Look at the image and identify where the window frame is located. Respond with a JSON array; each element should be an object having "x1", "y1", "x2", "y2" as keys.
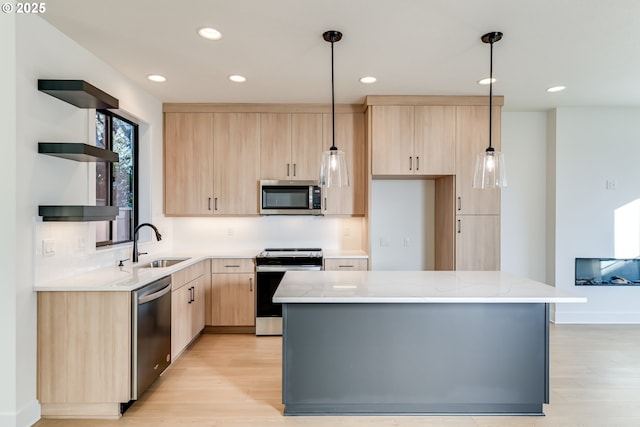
[{"x1": 96, "y1": 109, "x2": 139, "y2": 248}]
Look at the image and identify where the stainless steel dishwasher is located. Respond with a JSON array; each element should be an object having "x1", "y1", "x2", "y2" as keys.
[{"x1": 132, "y1": 275, "x2": 172, "y2": 400}]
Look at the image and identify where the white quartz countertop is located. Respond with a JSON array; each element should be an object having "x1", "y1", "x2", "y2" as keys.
[
  {"x1": 272, "y1": 270, "x2": 587, "y2": 304},
  {"x1": 322, "y1": 249, "x2": 369, "y2": 259},
  {"x1": 34, "y1": 249, "x2": 260, "y2": 292}
]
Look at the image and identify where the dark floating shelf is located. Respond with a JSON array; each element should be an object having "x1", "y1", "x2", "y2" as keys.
[
  {"x1": 38, "y1": 142, "x2": 119, "y2": 163},
  {"x1": 39, "y1": 205, "x2": 120, "y2": 222},
  {"x1": 38, "y1": 79, "x2": 119, "y2": 109}
]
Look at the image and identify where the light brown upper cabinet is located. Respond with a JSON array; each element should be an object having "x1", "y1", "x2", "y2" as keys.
[
  {"x1": 213, "y1": 113, "x2": 261, "y2": 215},
  {"x1": 260, "y1": 113, "x2": 322, "y2": 181},
  {"x1": 164, "y1": 112, "x2": 214, "y2": 215},
  {"x1": 322, "y1": 112, "x2": 366, "y2": 215},
  {"x1": 370, "y1": 105, "x2": 455, "y2": 176},
  {"x1": 455, "y1": 106, "x2": 501, "y2": 215},
  {"x1": 164, "y1": 112, "x2": 260, "y2": 216}
]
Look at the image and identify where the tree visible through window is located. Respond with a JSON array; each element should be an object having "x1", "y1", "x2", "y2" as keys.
[{"x1": 96, "y1": 111, "x2": 138, "y2": 247}]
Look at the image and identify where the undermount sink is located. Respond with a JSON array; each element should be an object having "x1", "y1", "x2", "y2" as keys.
[{"x1": 136, "y1": 257, "x2": 190, "y2": 269}]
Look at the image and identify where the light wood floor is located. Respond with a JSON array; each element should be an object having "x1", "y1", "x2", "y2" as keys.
[{"x1": 35, "y1": 324, "x2": 640, "y2": 427}]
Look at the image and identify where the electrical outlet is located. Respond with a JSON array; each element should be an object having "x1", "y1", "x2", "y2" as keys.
[
  {"x1": 43, "y1": 239, "x2": 56, "y2": 257},
  {"x1": 343, "y1": 227, "x2": 351, "y2": 237},
  {"x1": 403, "y1": 237, "x2": 410, "y2": 247},
  {"x1": 606, "y1": 179, "x2": 617, "y2": 190}
]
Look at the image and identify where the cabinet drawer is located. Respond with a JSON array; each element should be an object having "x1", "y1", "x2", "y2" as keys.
[
  {"x1": 172, "y1": 261, "x2": 206, "y2": 290},
  {"x1": 211, "y1": 258, "x2": 255, "y2": 273},
  {"x1": 324, "y1": 258, "x2": 368, "y2": 271}
]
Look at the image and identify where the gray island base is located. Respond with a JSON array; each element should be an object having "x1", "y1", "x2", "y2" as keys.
[{"x1": 274, "y1": 271, "x2": 586, "y2": 416}]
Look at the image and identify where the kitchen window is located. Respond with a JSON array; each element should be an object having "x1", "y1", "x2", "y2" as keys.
[{"x1": 95, "y1": 110, "x2": 138, "y2": 247}]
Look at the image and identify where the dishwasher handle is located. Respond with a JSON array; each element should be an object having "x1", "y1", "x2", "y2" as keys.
[{"x1": 137, "y1": 276, "x2": 172, "y2": 305}]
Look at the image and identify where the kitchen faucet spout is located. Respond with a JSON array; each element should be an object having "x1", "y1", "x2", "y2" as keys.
[{"x1": 132, "y1": 223, "x2": 162, "y2": 263}]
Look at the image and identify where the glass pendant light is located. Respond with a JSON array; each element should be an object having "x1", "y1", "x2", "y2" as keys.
[
  {"x1": 473, "y1": 31, "x2": 507, "y2": 189},
  {"x1": 319, "y1": 30, "x2": 349, "y2": 188}
]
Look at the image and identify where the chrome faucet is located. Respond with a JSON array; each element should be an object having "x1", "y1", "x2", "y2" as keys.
[{"x1": 132, "y1": 223, "x2": 162, "y2": 263}]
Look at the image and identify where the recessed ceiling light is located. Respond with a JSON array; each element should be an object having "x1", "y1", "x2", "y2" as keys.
[
  {"x1": 198, "y1": 27, "x2": 222, "y2": 40},
  {"x1": 478, "y1": 77, "x2": 496, "y2": 85},
  {"x1": 147, "y1": 74, "x2": 167, "y2": 82},
  {"x1": 359, "y1": 76, "x2": 377, "y2": 84},
  {"x1": 229, "y1": 75, "x2": 247, "y2": 83},
  {"x1": 547, "y1": 85, "x2": 566, "y2": 93}
]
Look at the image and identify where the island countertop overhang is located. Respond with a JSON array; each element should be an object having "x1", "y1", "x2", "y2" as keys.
[{"x1": 272, "y1": 270, "x2": 587, "y2": 304}]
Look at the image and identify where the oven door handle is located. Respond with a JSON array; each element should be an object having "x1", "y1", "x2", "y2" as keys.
[{"x1": 256, "y1": 265, "x2": 322, "y2": 272}]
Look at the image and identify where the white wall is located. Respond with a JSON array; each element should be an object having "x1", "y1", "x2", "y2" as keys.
[
  {"x1": 9, "y1": 15, "x2": 164, "y2": 425},
  {"x1": 551, "y1": 108, "x2": 640, "y2": 323},
  {"x1": 20, "y1": 18, "x2": 168, "y2": 287},
  {"x1": 500, "y1": 112, "x2": 547, "y2": 282},
  {"x1": 370, "y1": 180, "x2": 435, "y2": 270},
  {"x1": 0, "y1": 11, "x2": 21, "y2": 427}
]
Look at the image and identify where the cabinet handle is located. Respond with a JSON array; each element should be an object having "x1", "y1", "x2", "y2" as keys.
[
  {"x1": 409, "y1": 156, "x2": 412, "y2": 171},
  {"x1": 208, "y1": 197, "x2": 212, "y2": 211},
  {"x1": 188, "y1": 286, "x2": 194, "y2": 303},
  {"x1": 293, "y1": 163, "x2": 297, "y2": 177},
  {"x1": 416, "y1": 156, "x2": 420, "y2": 171},
  {"x1": 457, "y1": 197, "x2": 461, "y2": 212},
  {"x1": 339, "y1": 265, "x2": 354, "y2": 268},
  {"x1": 249, "y1": 277, "x2": 253, "y2": 292},
  {"x1": 457, "y1": 219, "x2": 461, "y2": 234},
  {"x1": 323, "y1": 197, "x2": 327, "y2": 211},
  {"x1": 225, "y1": 265, "x2": 240, "y2": 268},
  {"x1": 287, "y1": 163, "x2": 290, "y2": 176},
  {"x1": 214, "y1": 197, "x2": 218, "y2": 211}
]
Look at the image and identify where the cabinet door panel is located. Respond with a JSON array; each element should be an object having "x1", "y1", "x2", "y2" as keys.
[
  {"x1": 414, "y1": 106, "x2": 456, "y2": 175},
  {"x1": 210, "y1": 273, "x2": 255, "y2": 326},
  {"x1": 260, "y1": 113, "x2": 292, "y2": 180},
  {"x1": 191, "y1": 277, "x2": 206, "y2": 337},
  {"x1": 164, "y1": 113, "x2": 214, "y2": 215},
  {"x1": 370, "y1": 106, "x2": 414, "y2": 175},
  {"x1": 322, "y1": 113, "x2": 365, "y2": 215},
  {"x1": 171, "y1": 284, "x2": 193, "y2": 357},
  {"x1": 213, "y1": 113, "x2": 261, "y2": 215},
  {"x1": 291, "y1": 113, "x2": 323, "y2": 180},
  {"x1": 455, "y1": 215, "x2": 500, "y2": 271},
  {"x1": 455, "y1": 106, "x2": 501, "y2": 215}
]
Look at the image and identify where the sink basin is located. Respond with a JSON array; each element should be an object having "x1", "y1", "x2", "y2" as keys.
[{"x1": 136, "y1": 257, "x2": 190, "y2": 269}]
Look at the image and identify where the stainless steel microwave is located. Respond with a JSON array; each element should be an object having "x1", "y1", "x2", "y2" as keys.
[{"x1": 259, "y1": 180, "x2": 322, "y2": 215}]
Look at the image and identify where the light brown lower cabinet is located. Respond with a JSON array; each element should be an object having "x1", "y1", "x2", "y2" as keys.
[
  {"x1": 171, "y1": 261, "x2": 208, "y2": 358},
  {"x1": 37, "y1": 291, "x2": 132, "y2": 419},
  {"x1": 209, "y1": 258, "x2": 255, "y2": 327},
  {"x1": 455, "y1": 215, "x2": 500, "y2": 271},
  {"x1": 324, "y1": 258, "x2": 368, "y2": 271},
  {"x1": 171, "y1": 274, "x2": 206, "y2": 358}
]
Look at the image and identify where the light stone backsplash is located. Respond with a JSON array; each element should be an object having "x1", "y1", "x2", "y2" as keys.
[{"x1": 33, "y1": 218, "x2": 171, "y2": 285}]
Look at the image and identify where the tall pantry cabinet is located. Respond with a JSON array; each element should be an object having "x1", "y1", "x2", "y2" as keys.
[{"x1": 366, "y1": 96, "x2": 502, "y2": 271}]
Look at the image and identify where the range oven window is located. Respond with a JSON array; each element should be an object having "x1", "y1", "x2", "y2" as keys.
[
  {"x1": 262, "y1": 186, "x2": 309, "y2": 209},
  {"x1": 256, "y1": 271, "x2": 284, "y2": 317}
]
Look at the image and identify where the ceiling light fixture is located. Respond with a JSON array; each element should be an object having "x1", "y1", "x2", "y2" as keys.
[
  {"x1": 319, "y1": 30, "x2": 349, "y2": 188},
  {"x1": 147, "y1": 74, "x2": 167, "y2": 83},
  {"x1": 229, "y1": 75, "x2": 247, "y2": 83},
  {"x1": 478, "y1": 77, "x2": 496, "y2": 85},
  {"x1": 547, "y1": 85, "x2": 566, "y2": 93},
  {"x1": 359, "y1": 76, "x2": 377, "y2": 84},
  {"x1": 198, "y1": 27, "x2": 222, "y2": 40},
  {"x1": 473, "y1": 31, "x2": 507, "y2": 189}
]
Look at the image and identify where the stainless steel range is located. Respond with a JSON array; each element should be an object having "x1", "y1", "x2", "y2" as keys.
[{"x1": 255, "y1": 248, "x2": 323, "y2": 335}]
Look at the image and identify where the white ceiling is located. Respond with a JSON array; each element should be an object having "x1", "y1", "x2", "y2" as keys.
[{"x1": 41, "y1": 0, "x2": 640, "y2": 111}]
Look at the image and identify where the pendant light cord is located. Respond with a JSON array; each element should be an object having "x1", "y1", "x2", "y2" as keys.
[
  {"x1": 330, "y1": 37, "x2": 336, "y2": 150},
  {"x1": 488, "y1": 37, "x2": 494, "y2": 151}
]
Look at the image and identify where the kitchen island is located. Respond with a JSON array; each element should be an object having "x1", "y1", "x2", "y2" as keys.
[{"x1": 273, "y1": 270, "x2": 586, "y2": 416}]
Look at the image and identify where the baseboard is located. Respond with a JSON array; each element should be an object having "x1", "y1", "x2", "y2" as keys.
[
  {"x1": 553, "y1": 311, "x2": 640, "y2": 324},
  {"x1": 0, "y1": 399, "x2": 41, "y2": 427}
]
